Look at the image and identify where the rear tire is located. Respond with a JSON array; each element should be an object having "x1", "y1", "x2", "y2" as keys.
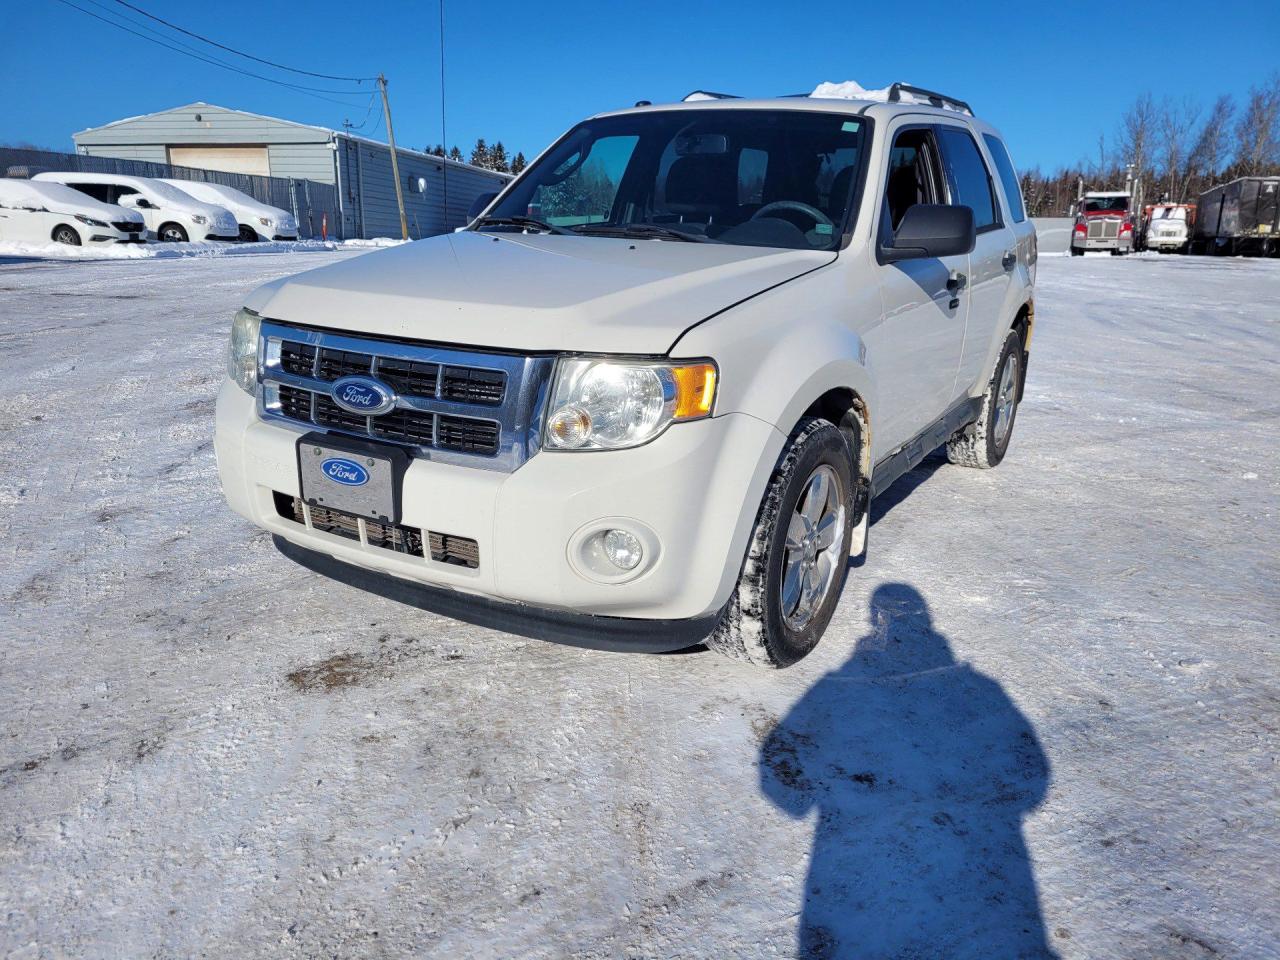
[
  {"x1": 706, "y1": 418, "x2": 855, "y2": 669},
  {"x1": 52, "y1": 225, "x2": 81, "y2": 246},
  {"x1": 946, "y1": 329, "x2": 1023, "y2": 470},
  {"x1": 158, "y1": 222, "x2": 188, "y2": 243}
]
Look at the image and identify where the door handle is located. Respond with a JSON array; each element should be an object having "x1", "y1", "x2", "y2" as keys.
[
  {"x1": 946, "y1": 271, "x2": 966, "y2": 310},
  {"x1": 1002, "y1": 250, "x2": 1017, "y2": 270}
]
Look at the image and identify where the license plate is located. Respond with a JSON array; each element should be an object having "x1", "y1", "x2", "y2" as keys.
[{"x1": 297, "y1": 433, "x2": 408, "y2": 524}]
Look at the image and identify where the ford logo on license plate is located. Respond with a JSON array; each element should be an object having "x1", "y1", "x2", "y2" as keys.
[
  {"x1": 321, "y1": 457, "x2": 369, "y2": 486},
  {"x1": 331, "y1": 375, "x2": 396, "y2": 415}
]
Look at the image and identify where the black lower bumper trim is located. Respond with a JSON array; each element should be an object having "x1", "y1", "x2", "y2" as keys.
[{"x1": 273, "y1": 535, "x2": 720, "y2": 654}]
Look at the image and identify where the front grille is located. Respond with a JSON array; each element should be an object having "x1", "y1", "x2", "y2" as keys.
[
  {"x1": 429, "y1": 531, "x2": 480, "y2": 568},
  {"x1": 259, "y1": 322, "x2": 555, "y2": 473},
  {"x1": 275, "y1": 492, "x2": 425, "y2": 558},
  {"x1": 112, "y1": 221, "x2": 143, "y2": 233}
]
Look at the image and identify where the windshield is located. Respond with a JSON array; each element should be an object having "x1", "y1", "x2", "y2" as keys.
[
  {"x1": 1083, "y1": 196, "x2": 1129, "y2": 214},
  {"x1": 480, "y1": 109, "x2": 867, "y2": 250},
  {"x1": 1151, "y1": 206, "x2": 1187, "y2": 221}
]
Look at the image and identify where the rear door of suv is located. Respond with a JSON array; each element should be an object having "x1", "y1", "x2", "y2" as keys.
[{"x1": 934, "y1": 122, "x2": 1018, "y2": 396}]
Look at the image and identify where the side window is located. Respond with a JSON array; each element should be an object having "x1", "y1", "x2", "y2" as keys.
[
  {"x1": 883, "y1": 128, "x2": 944, "y2": 231},
  {"x1": 937, "y1": 127, "x2": 998, "y2": 230},
  {"x1": 982, "y1": 133, "x2": 1026, "y2": 223},
  {"x1": 71, "y1": 183, "x2": 110, "y2": 203},
  {"x1": 114, "y1": 186, "x2": 139, "y2": 205},
  {"x1": 737, "y1": 148, "x2": 767, "y2": 206}
]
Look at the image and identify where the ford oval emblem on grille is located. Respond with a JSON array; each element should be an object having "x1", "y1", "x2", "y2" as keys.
[
  {"x1": 321, "y1": 457, "x2": 369, "y2": 486},
  {"x1": 331, "y1": 375, "x2": 396, "y2": 415}
]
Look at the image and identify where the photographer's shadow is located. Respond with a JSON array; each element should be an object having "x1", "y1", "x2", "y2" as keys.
[{"x1": 761, "y1": 584, "x2": 1056, "y2": 959}]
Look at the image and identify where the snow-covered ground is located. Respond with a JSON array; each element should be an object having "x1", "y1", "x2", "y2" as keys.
[
  {"x1": 0, "y1": 237, "x2": 405, "y2": 261},
  {"x1": 1, "y1": 251, "x2": 1277, "y2": 959}
]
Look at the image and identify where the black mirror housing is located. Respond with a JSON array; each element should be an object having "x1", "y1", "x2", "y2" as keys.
[
  {"x1": 468, "y1": 192, "x2": 498, "y2": 220},
  {"x1": 883, "y1": 204, "x2": 976, "y2": 262}
]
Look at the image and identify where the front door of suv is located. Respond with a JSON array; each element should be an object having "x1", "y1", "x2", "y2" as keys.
[{"x1": 870, "y1": 122, "x2": 968, "y2": 456}]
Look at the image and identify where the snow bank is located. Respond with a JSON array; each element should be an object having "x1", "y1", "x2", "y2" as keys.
[{"x1": 0, "y1": 237, "x2": 408, "y2": 261}]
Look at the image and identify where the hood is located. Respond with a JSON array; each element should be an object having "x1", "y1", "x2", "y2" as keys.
[
  {"x1": 246, "y1": 232, "x2": 835, "y2": 354},
  {"x1": 159, "y1": 180, "x2": 289, "y2": 222}
]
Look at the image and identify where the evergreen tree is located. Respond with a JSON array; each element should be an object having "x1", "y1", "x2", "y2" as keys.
[
  {"x1": 448, "y1": 145, "x2": 463, "y2": 162},
  {"x1": 489, "y1": 141, "x2": 510, "y2": 173},
  {"x1": 471, "y1": 138, "x2": 490, "y2": 169},
  {"x1": 428, "y1": 144, "x2": 445, "y2": 157},
  {"x1": 511, "y1": 152, "x2": 527, "y2": 175}
]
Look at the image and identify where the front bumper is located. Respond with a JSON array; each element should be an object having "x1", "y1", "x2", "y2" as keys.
[
  {"x1": 205, "y1": 233, "x2": 239, "y2": 242},
  {"x1": 215, "y1": 379, "x2": 784, "y2": 624}
]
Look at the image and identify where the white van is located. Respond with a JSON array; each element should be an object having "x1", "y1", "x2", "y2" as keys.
[
  {"x1": 0, "y1": 178, "x2": 145, "y2": 245},
  {"x1": 159, "y1": 180, "x2": 299, "y2": 242},
  {"x1": 33, "y1": 172, "x2": 238, "y2": 242}
]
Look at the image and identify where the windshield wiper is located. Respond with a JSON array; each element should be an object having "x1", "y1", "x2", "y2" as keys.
[
  {"x1": 474, "y1": 215, "x2": 571, "y2": 235},
  {"x1": 570, "y1": 223, "x2": 715, "y2": 243}
]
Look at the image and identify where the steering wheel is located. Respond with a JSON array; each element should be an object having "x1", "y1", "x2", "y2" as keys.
[{"x1": 750, "y1": 200, "x2": 834, "y2": 231}]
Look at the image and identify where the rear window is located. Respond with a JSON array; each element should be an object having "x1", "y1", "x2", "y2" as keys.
[{"x1": 982, "y1": 133, "x2": 1026, "y2": 223}]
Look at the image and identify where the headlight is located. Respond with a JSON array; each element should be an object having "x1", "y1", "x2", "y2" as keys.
[
  {"x1": 227, "y1": 308, "x2": 261, "y2": 394},
  {"x1": 191, "y1": 214, "x2": 208, "y2": 225},
  {"x1": 74, "y1": 215, "x2": 107, "y2": 227},
  {"x1": 258, "y1": 216, "x2": 272, "y2": 227},
  {"x1": 543, "y1": 358, "x2": 717, "y2": 451}
]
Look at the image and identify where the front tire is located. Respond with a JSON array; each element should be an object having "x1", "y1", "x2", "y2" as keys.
[
  {"x1": 158, "y1": 222, "x2": 188, "y2": 243},
  {"x1": 1070, "y1": 245, "x2": 1084, "y2": 257},
  {"x1": 52, "y1": 225, "x2": 81, "y2": 246},
  {"x1": 947, "y1": 329, "x2": 1023, "y2": 469},
  {"x1": 706, "y1": 418, "x2": 855, "y2": 668},
  {"x1": 237, "y1": 224, "x2": 259, "y2": 243}
]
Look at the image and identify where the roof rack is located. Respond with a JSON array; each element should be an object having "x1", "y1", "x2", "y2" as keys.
[{"x1": 887, "y1": 83, "x2": 973, "y2": 116}]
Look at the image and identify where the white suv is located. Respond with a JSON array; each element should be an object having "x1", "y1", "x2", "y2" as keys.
[
  {"x1": 215, "y1": 85, "x2": 1036, "y2": 668},
  {"x1": 34, "y1": 172, "x2": 238, "y2": 243}
]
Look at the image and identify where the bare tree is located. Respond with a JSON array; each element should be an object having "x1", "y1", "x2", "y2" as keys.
[
  {"x1": 1234, "y1": 73, "x2": 1280, "y2": 177},
  {"x1": 1186, "y1": 95, "x2": 1235, "y2": 194},
  {"x1": 1118, "y1": 93, "x2": 1158, "y2": 209},
  {"x1": 1157, "y1": 96, "x2": 1201, "y2": 201}
]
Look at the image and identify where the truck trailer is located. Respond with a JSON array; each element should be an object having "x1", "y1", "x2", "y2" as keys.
[{"x1": 1192, "y1": 177, "x2": 1280, "y2": 257}]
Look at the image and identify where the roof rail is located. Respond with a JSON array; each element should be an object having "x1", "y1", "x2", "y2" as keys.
[
  {"x1": 887, "y1": 83, "x2": 973, "y2": 116},
  {"x1": 682, "y1": 90, "x2": 741, "y2": 102}
]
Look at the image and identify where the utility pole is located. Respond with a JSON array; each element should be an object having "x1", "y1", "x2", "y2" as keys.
[{"x1": 377, "y1": 73, "x2": 410, "y2": 241}]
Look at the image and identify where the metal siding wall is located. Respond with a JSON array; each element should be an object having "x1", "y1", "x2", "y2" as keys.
[
  {"x1": 266, "y1": 143, "x2": 338, "y2": 184},
  {"x1": 78, "y1": 143, "x2": 168, "y2": 164},
  {"x1": 334, "y1": 136, "x2": 509, "y2": 238}
]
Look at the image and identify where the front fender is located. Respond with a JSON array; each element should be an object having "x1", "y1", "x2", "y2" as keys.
[{"x1": 669, "y1": 262, "x2": 877, "y2": 439}]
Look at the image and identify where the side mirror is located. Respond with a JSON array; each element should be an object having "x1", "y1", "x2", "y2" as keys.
[
  {"x1": 883, "y1": 204, "x2": 975, "y2": 262},
  {"x1": 468, "y1": 191, "x2": 498, "y2": 220}
]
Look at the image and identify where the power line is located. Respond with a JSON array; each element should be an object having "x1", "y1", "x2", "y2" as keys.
[
  {"x1": 110, "y1": 0, "x2": 376, "y2": 84},
  {"x1": 53, "y1": 0, "x2": 370, "y2": 105}
]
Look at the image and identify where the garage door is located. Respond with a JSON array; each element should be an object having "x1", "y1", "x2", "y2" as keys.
[{"x1": 168, "y1": 146, "x2": 270, "y2": 177}]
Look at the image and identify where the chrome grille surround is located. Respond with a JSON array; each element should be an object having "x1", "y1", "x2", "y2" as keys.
[{"x1": 257, "y1": 320, "x2": 556, "y2": 473}]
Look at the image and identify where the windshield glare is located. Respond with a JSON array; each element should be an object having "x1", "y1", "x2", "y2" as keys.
[{"x1": 481, "y1": 109, "x2": 866, "y2": 250}]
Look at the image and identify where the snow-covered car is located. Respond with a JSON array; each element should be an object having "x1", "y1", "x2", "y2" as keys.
[
  {"x1": 33, "y1": 172, "x2": 238, "y2": 243},
  {"x1": 0, "y1": 178, "x2": 146, "y2": 246},
  {"x1": 159, "y1": 179, "x2": 299, "y2": 242},
  {"x1": 1142, "y1": 203, "x2": 1193, "y2": 253},
  {"x1": 215, "y1": 83, "x2": 1036, "y2": 668}
]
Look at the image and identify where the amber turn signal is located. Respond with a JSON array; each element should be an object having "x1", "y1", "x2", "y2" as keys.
[{"x1": 671, "y1": 363, "x2": 717, "y2": 420}]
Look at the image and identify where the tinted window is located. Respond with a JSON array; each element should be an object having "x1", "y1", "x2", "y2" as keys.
[
  {"x1": 737, "y1": 147, "x2": 767, "y2": 205},
  {"x1": 69, "y1": 183, "x2": 111, "y2": 203},
  {"x1": 938, "y1": 127, "x2": 997, "y2": 230},
  {"x1": 982, "y1": 133, "x2": 1026, "y2": 223}
]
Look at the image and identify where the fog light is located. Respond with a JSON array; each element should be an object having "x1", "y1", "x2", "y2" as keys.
[{"x1": 602, "y1": 529, "x2": 643, "y2": 571}]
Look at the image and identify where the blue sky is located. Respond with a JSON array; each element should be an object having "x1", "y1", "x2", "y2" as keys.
[{"x1": 3, "y1": 0, "x2": 1277, "y2": 171}]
